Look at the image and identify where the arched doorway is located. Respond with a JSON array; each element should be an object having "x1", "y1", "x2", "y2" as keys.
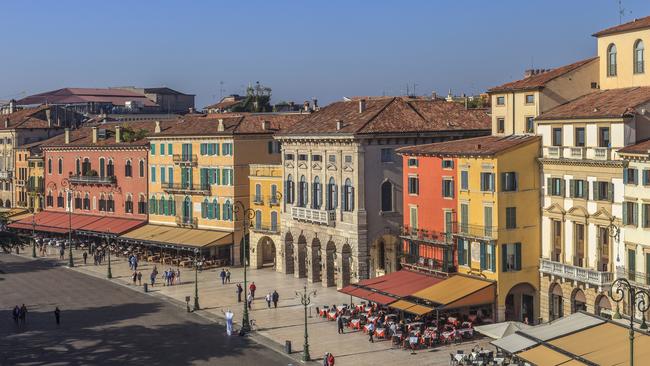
[
  {"x1": 549, "y1": 282, "x2": 564, "y2": 321},
  {"x1": 371, "y1": 234, "x2": 399, "y2": 276},
  {"x1": 595, "y1": 294, "x2": 612, "y2": 318},
  {"x1": 284, "y1": 232, "x2": 294, "y2": 275},
  {"x1": 295, "y1": 235, "x2": 307, "y2": 278},
  {"x1": 309, "y1": 237, "x2": 322, "y2": 283},
  {"x1": 571, "y1": 288, "x2": 587, "y2": 313},
  {"x1": 341, "y1": 243, "x2": 352, "y2": 288},
  {"x1": 505, "y1": 282, "x2": 537, "y2": 324},
  {"x1": 255, "y1": 236, "x2": 276, "y2": 269},
  {"x1": 324, "y1": 241, "x2": 336, "y2": 287}
]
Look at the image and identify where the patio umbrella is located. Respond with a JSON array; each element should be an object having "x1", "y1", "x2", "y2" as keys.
[{"x1": 475, "y1": 321, "x2": 531, "y2": 339}]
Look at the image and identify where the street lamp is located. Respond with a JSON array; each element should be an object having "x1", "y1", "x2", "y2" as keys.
[
  {"x1": 610, "y1": 278, "x2": 650, "y2": 366},
  {"x1": 194, "y1": 248, "x2": 200, "y2": 311},
  {"x1": 296, "y1": 285, "x2": 317, "y2": 362},
  {"x1": 31, "y1": 196, "x2": 36, "y2": 258},
  {"x1": 234, "y1": 200, "x2": 255, "y2": 334},
  {"x1": 106, "y1": 229, "x2": 112, "y2": 279},
  {"x1": 61, "y1": 177, "x2": 74, "y2": 268}
]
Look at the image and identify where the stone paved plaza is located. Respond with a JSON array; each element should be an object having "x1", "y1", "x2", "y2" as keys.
[{"x1": 7, "y1": 246, "x2": 493, "y2": 365}]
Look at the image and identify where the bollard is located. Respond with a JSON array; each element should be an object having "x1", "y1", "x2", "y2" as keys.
[
  {"x1": 144, "y1": 283, "x2": 148, "y2": 293},
  {"x1": 284, "y1": 340, "x2": 292, "y2": 354}
]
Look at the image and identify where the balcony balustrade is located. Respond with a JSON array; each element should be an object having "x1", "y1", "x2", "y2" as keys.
[
  {"x1": 546, "y1": 146, "x2": 562, "y2": 159},
  {"x1": 616, "y1": 267, "x2": 650, "y2": 288},
  {"x1": 251, "y1": 223, "x2": 280, "y2": 234},
  {"x1": 251, "y1": 195, "x2": 281, "y2": 207},
  {"x1": 0, "y1": 171, "x2": 13, "y2": 180},
  {"x1": 569, "y1": 147, "x2": 586, "y2": 159},
  {"x1": 291, "y1": 206, "x2": 335, "y2": 226},
  {"x1": 162, "y1": 183, "x2": 211, "y2": 195},
  {"x1": 454, "y1": 223, "x2": 499, "y2": 240},
  {"x1": 68, "y1": 174, "x2": 116, "y2": 185},
  {"x1": 172, "y1": 154, "x2": 198, "y2": 166},
  {"x1": 175, "y1": 216, "x2": 198, "y2": 228},
  {"x1": 539, "y1": 258, "x2": 614, "y2": 288},
  {"x1": 592, "y1": 147, "x2": 611, "y2": 160}
]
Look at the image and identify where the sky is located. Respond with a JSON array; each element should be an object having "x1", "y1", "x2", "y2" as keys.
[{"x1": 2, "y1": 0, "x2": 650, "y2": 109}]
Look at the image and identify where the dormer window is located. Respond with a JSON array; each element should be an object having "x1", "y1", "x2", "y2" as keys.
[{"x1": 607, "y1": 43, "x2": 617, "y2": 76}]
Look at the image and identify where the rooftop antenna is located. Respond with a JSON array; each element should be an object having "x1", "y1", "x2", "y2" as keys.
[
  {"x1": 219, "y1": 81, "x2": 225, "y2": 99},
  {"x1": 618, "y1": 0, "x2": 625, "y2": 24}
]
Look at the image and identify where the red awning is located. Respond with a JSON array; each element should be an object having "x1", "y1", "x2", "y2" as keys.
[
  {"x1": 355, "y1": 270, "x2": 444, "y2": 297},
  {"x1": 340, "y1": 286, "x2": 397, "y2": 305},
  {"x1": 8, "y1": 211, "x2": 145, "y2": 236}
]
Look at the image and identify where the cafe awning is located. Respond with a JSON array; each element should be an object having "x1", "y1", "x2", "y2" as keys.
[
  {"x1": 516, "y1": 345, "x2": 575, "y2": 366},
  {"x1": 411, "y1": 274, "x2": 495, "y2": 310},
  {"x1": 339, "y1": 286, "x2": 398, "y2": 305},
  {"x1": 354, "y1": 270, "x2": 443, "y2": 297},
  {"x1": 119, "y1": 224, "x2": 233, "y2": 250},
  {"x1": 491, "y1": 333, "x2": 538, "y2": 354},
  {"x1": 389, "y1": 299, "x2": 433, "y2": 316},
  {"x1": 8, "y1": 210, "x2": 145, "y2": 236}
]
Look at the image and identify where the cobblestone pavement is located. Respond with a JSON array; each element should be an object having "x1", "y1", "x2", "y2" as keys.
[
  {"x1": 10, "y1": 245, "x2": 494, "y2": 365},
  {"x1": 0, "y1": 253, "x2": 295, "y2": 366}
]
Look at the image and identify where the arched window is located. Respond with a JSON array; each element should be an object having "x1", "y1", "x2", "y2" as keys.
[
  {"x1": 125, "y1": 160, "x2": 132, "y2": 177},
  {"x1": 57, "y1": 158, "x2": 63, "y2": 174},
  {"x1": 271, "y1": 211, "x2": 278, "y2": 232},
  {"x1": 223, "y1": 200, "x2": 233, "y2": 221},
  {"x1": 107, "y1": 193, "x2": 115, "y2": 212},
  {"x1": 635, "y1": 39, "x2": 645, "y2": 74},
  {"x1": 182, "y1": 196, "x2": 192, "y2": 223},
  {"x1": 213, "y1": 199, "x2": 220, "y2": 220},
  {"x1": 139, "y1": 159, "x2": 145, "y2": 177},
  {"x1": 99, "y1": 194, "x2": 106, "y2": 211},
  {"x1": 57, "y1": 192, "x2": 64, "y2": 208},
  {"x1": 75, "y1": 158, "x2": 81, "y2": 175},
  {"x1": 149, "y1": 195, "x2": 157, "y2": 214},
  {"x1": 202, "y1": 198, "x2": 209, "y2": 219},
  {"x1": 312, "y1": 176, "x2": 322, "y2": 209},
  {"x1": 381, "y1": 180, "x2": 393, "y2": 212},
  {"x1": 299, "y1": 175, "x2": 308, "y2": 207},
  {"x1": 158, "y1": 196, "x2": 166, "y2": 215},
  {"x1": 342, "y1": 178, "x2": 354, "y2": 212},
  {"x1": 107, "y1": 159, "x2": 114, "y2": 177},
  {"x1": 5, "y1": 199, "x2": 10, "y2": 208},
  {"x1": 83, "y1": 193, "x2": 90, "y2": 210},
  {"x1": 285, "y1": 174, "x2": 294, "y2": 204},
  {"x1": 74, "y1": 193, "x2": 82, "y2": 209},
  {"x1": 46, "y1": 191, "x2": 53, "y2": 207},
  {"x1": 125, "y1": 194, "x2": 133, "y2": 213},
  {"x1": 99, "y1": 158, "x2": 105, "y2": 177},
  {"x1": 255, "y1": 184, "x2": 262, "y2": 203},
  {"x1": 607, "y1": 43, "x2": 617, "y2": 76},
  {"x1": 327, "y1": 177, "x2": 337, "y2": 210},
  {"x1": 47, "y1": 158, "x2": 52, "y2": 174},
  {"x1": 255, "y1": 210, "x2": 262, "y2": 229},
  {"x1": 168, "y1": 196, "x2": 175, "y2": 216},
  {"x1": 82, "y1": 158, "x2": 91, "y2": 175},
  {"x1": 139, "y1": 194, "x2": 147, "y2": 214}
]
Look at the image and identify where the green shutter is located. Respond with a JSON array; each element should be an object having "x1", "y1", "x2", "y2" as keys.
[
  {"x1": 623, "y1": 202, "x2": 628, "y2": 225},
  {"x1": 643, "y1": 204, "x2": 648, "y2": 228},
  {"x1": 608, "y1": 183, "x2": 615, "y2": 202},
  {"x1": 160, "y1": 143, "x2": 165, "y2": 155},
  {"x1": 490, "y1": 244, "x2": 496, "y2": 272},
  {"x1": 515, "y1": 243, "x2": 522, "y2": 270},
  {"x1": 547, "y1": 177, "x2": 552, "y2": 195},
  {"x1": 500, "y1": 173, "x2": 506, "y2": 192},
  {"x1": 480, "y1": 242, "x2": 486, "y2": 270},
  {"x1": 502, "y1": 244, "x2": 508, "y2": 272},
  {"x1": 458, "y1": 239, "x2": 465, "y2": 266},
  {"x1": 168, "y1": 143, "x2": 172, "y2": 155},
  {"x1": 593, "y1": 181, "x2": 599, "y2": 201},
  {"x1": 151, "y1": 143, "x2": 156, "y2": 155},
  {"x1": 624, "y1": 168, "x2": 629, "y2": 184},
  {"x1": 635, "y1": 203, "x2": 639, "y2": 227}
]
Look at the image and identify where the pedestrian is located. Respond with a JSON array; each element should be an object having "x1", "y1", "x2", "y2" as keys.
[
  {"x1": 367, "y1": 322, "x2": 374, "y2": 343},
  {"x1": 150, "y1": 272, "x2": 156, "y2": 287},
  {"x1": 19, "y1": 304, "x2": 27, "y2": 325},
  {"x1": 327, "y1": 352, "x2": 335, "y2": 366},
  {"x1": 12, "y1": 305, "x2": 19, "y2": 324},
  {"x1": 82, "y1": 251, "x2": 88, "y2": 264},
  {"x1": 163, "y1": 270, "x2": 168, "y2": 286},
  {"x1": 223, "y1": 309, "x2": 234, "y2": 336},
  {"x1": 265, "y1": 292, "x2": 272, "y2": 308},
  {"x1": 137, "y1": 271, "x2": 142, "y2": 286},
  {"x1": 272, "y1": 290, "x2": 279, "y2": 308},
  {"x1": 59, "y1": 247, "x2": 64, "y2": 260},
  {"x1": 54, "y1": 307, "x2": 60, "y2": 325},
  {"x1": 132, "y1": 271, "x2": 137, "y2": 285},
  {"x1": 176, "y1": 268, "x2": 181, "y2": 284},
  {"x1": 247, "y1": 292, "x2": 253, "y2": 310},
  {"x1": 220, "y1": 268, "x2": 226, "y2": 285},
  {"x1": 236, "y1": 283, "x2": 243, "y2": 303},
  {"x1": 225, "y1": 269, "x2": 231, "y2": 283},
  {"x1": 249, "y1": 282, "x2": 256, "y2": 298},
  {"x1": 337, "y1": 314, "x2": 344, "y2": 334},
  {"x1": 133, "y1": 259, "x2": 138, "y2": 271}
]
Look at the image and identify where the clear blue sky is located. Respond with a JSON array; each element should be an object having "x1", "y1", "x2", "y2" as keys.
[{"x1": 2, "y1": 0, "x2": 650, "y2": 108}]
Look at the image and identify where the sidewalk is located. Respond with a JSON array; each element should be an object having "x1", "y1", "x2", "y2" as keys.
[{"x1": 19, "y1": 246, "x2": 491, "y2": 365}]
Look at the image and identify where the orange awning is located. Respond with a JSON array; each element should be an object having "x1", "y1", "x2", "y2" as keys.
[{"x1": 411, "y1": 274, "x2": 495, "y2": 309}]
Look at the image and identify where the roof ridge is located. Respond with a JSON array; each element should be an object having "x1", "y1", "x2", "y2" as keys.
[{"x1": 354, "y1": 97, "x2": 397, "y2": 133}]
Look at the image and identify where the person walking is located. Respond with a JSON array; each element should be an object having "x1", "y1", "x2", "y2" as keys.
[
  {"x1": 150, "y1": 271, "x2": 156, "y2": 287},
  {"x1": 219, "y1": 269, "x2": 226, "y2": 285},
  {"x1": 225, "y1": 269, "x2": 231, "y2": 283},
  {"x1": 249, "y1": 282, "x2": 256, "y2": 298},
  {"x1": 132, "y1": 271, "x2": 137, "y2": 285},
  {"x1": 367, "y1": 321, "x2": 374, "y2": 343},
  {"x1": 337, "y1": 314, "x2": 345, "y2": 334},
  {"x1": 82, "y1": 251, "x2": 88, "y2": 264},
  {"x1": 272, "y1": 290, "x2": 279, "y2": 308},
  {"x1": 236, "y1": 284, "x2": 243, "y2": 303},
  {"x1": 265, "y1": 292, "x2": 272, "y2": 308},
  {"x1": 59, "y1": 247, "x2": 64, "y2": 260},
  {"x1": 54, "y1": 307, "x2": 60, "y2": 325},
  {"x1": 247, "y1": 292, "x2": 253, "y2": 310},
  {"x1": 327, "y1": 353, "x2": 335, "y2": 366},
  {"x1": 12, "y1": 305, "x2": 19, "y2": 324},
  {"x1": 223, "y1": 309, "x2": 234, "y2": 336},
  {"x1": 137, "y1": 271, "x2": 142, "y2": 286},
  {"x1": 19, "y1": 304, "x2": 27, "y2": 325}
]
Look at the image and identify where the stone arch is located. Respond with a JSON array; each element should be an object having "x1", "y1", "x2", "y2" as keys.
[
  {"x1": 595, "y1": 294, "x2": 612, "y2": 318},
  {"x1": 340, "y1": 243, "x2": 352, "y2": 288},
  {"x1": 294, "y1": 234, "x2": 307, "y2": 278},
  {"x1": 549, "y1": 282, "x2": 564, "y2": 321},
  {"x1": 324, "y1": 240, "x2": 337, "y2": 287},
  {"x1": 571, "y1": 288, "x2": 587, "y2": 313},
  {"x1": 370, "y1": 234, "x2": 400, "y2": 277},
  {"x1": 254, "y1": 235, "x2": 276, "y2": 269},
  {"x1": 308, "y1": 237, "x2": 322, "y2": 283},
  {"x1": 283, "y1": 232, "x2": 294, "y2": 275},
  {"x1": 504, "y1": 282, "x2": 537, "y2": 324}
]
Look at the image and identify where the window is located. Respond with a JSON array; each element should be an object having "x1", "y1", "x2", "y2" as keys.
[
  {"x1": 501, "y1": 172, "x2": 518, "y2": 192},
  {"x1": 139, "y1": 160, "x2": 145, "y2": 177},
  {"x1": 569, "y1": 179, "x2": 587, "y2": 198},
  {"x1": 75, "y1": 158, "x2": 81, "y2": 175},
  {"x1": 484, "y1": 206, "x2": 493, "y2": 237},
  {"x1": 312, "y1": 176, "x2": 322, "y2": 209},
  {"x1": 525, "y1": 94, "x2": 534, "y2": 104},
  {"x1": 149, "y1": 196, "x2": 157, "y2": 214},
  {"x1": 168, "y1": 143, "x2": 173, "y2": 155},
  {"x1": 56, "y1": 193, "x2": 64, "y2": 208},
  {"x1": 138, "y1": 195, "x2": 147, "y2": 214},
  {"x1": 526, "y1": 117, "x2": 534, "y2": 133},
  {"x1": 480, "y1": 242, "x2": 496, "y2": 272},
  {"x1": 408, "y1": 176, "x2": 419, "y2": 195},
  {"x1": 575, "y1": 128, "x2": 585, "y2": 147},
  {"x1": 298, "y1": 175, "x2": 308, "y2": 207},
  {"x1": 285, "y1": 175, "x2": 294, "y2": 204},
  {"x1": 47, "y1": 158, "x2": 52, "y2": 174},
  {"x1": 125, "y1": 195, "x2": 133, "y2": 213},
  {"x1": 442, "y1": 159, "x2": 454, "y2": 169},
  {"x1": 381, "y1": 180, "x2": 393, "y2": 212},
  {"x1": 506, "y1": 207, "x2": 516, "y2": 229},
  {"x1": 285, "y1": 153, "x2": 294, "y2": 161},
  {"x1": 270, "y1": 185, "x2": 279, "y2": 205},
  {"x1": 328, "y1": 155, "x2": 336, "y2": 163},
  {"x1": 150, "y1": 143, "x2": 156, "y2": 155},
  {"x1": 625, "y1": 168, "x2": 638, "y2": 185},
  {"x1": 312, "y1": 154, "x2": 322, "y2": 162},
  {"x1": 74, "y1": 195, "x2": 81, "y2": 209},
  {"x1": 83, "y1": 193, "x2": 90, "y2": 210},
  {"x1": 644, "y1": 170, "x2": 650, "y2": 186},
  {"x1": 254, "y1": 184, "x2": 262, "y2": 203},
  {"x1": 552, "y1": 128, "x2": 563, "y2": 146},
  {"x1": 221, "y1": 143, "x2": 233, "y2": 155},
  {"x1": 57, "y1": 158, "x2": 63, "y2": 174},
  {"x1": 593, "y1": 181, "x2": 613, "y2": 201},
  {"x1": 344, "y1": 155, "x2": 352, "y2": 164},
  {"x1": 99, "y1": 194, "x2": 106, "y2": 212},
  {"x1": 502, "y1": 243, "x2": 522, "y2": 272},
  {"x1": 46, "y1": 193, "x2": 53, "y2": 207},
  {"x1": 107, "y1": 160, "x2": 114, "y2": 177},
  {"x1": 599, "y1": 127, "x2": 610, "y2": 148},
  {"x1": 327, "y1": 177, "x2": 337, "y2": 210},
  {"x1": 607, "y1": 43, "x2": 617, "y2": 76},
  {"x1": 460, "y1": 203, "x2": 469, "y2": 234},
  {"x1": 99, "y1": 158, "x2": 105, "y2": 177},
  {"x1": 458, "y1": 239, "x2": 470, "y2": 266},
  {"x1": 408, "y1": 158, "x2": 418, "y2": 167},
  {"x1": 548, "y1": 177, "x2": 564, "y2": 197},
  {"x1": 160, "y1": 143, "x2": 165, "y2": 156},
  {"x1": 160, "y1": 166, "x2": 166, "y2": 184},
  {"x1": 480, "y1": 172, "x2": 495, "y2": 192},
  {"x1": 125, "y1": 161, "x2": 132, "y2": 177},
  {"x1": 497, "y1": 118, "x2": 505, "y2": 133},
  {"x1": 343, "y1": 178, "x2": 354, "y2": 212},
  {"x1": 82, "y1": 158, "x2": 91, "y2": 175},
  {"x1": 409, "y1": 206, "x2": 418, "y2": 230},
  {"x1": 643, "y1": 203, "x2": 650, "y2": 228},
  {"x1": 635, "y1": 40, "x2": 645, "y2": 74},
  {"x1": 271, "y1": 211, "x2": 278, "y2": 232},
  {"x1": 624, "y1": 201, "x2": 639, "y2": 227},
  {"x1": 442, "y1": 178, "x2": 454, "y2": 198},
  {"x1": 496, "y1": 96, "x2": 505, "y2": 105},
  {"x1": 380, "y1": 148, "x2": 394, "y2": 163},
  {"x1": 150, "y1": 166, "x2": 156, "y2": 182},
  {"x1": 298, "y1": 154, "x2": 308, "y2": 161},
  {"x1": 460, "y1": 171, "x2": 469, "y2": 191}
]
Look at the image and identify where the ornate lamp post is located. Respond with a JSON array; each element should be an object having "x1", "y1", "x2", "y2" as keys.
[
  {"x1": 31, "y1": 197, "x2": 37, "y2": 258},
  {"x1": 234, "y1": 200, "x2": 255, "y2": 334},
  {"x1": 106, "y1": 228, "x2": 112, "y2": 279},
  {"x1": 610, "y1": 278, "x2": 650, "y2": 366},
  {"x1": 296, "y1": 285, "x2": 317, "y2": 362},
  {"x1": 194, "y1": 248, "x2": 200, "y2": 311},
  {"x1": 61, "y1": 177, "x2": 74, "y2": 268}
]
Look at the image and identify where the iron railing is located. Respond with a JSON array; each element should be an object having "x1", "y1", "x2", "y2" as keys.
[{"x1": 69, "y1": 174, "x2": 117, "y2": 185}]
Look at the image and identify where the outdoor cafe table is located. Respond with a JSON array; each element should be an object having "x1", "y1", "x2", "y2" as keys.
[
  {"x1": 375, "y1": 327, "x2": 386, "y2": 338},
  {"x1": 407, "y1": 322, "x2": 423, "y2": 331},
  {"x1": 367, "y1": 316, "x2": 378, "y2": 324},
  {"x1": 327, "y1": 310, "x2": 337, "y2": 321},
  {"x1": 319, "y1": 308, "x2": 329, "y2": 317},
  {"x1": 349, "y1": 318, "x2": 361, "y2": 329}
]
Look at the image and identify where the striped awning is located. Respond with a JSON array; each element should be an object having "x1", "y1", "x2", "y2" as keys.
[{"x1": 119, "y1": 224, "x2": 232, "y2": 250}]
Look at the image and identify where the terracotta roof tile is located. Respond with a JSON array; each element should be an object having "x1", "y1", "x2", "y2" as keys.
[
  {"x1": 18, "y1": 88, "x2": 158, "y2": 107},
  {"x1": 536, "y1": 86, "x2": 650, "y2": 120},
  {"x1": 279, "y1": 97, "x2": 490, "y2": 135},
  {"x1": 593, "y1": 15, "x2": 650, "y2": 37},
  {"x1": 396, "y1": 135, "x2": 540, "y2": 157},
  {"x1": 150, "y1": 113, "x2": 306, "y2": 137},
  {"x1": 488, "y1": 58, "x2": 598, "y2": 93},
  {"x1": 0, "y1": 106, "x2": 65, "y2": 130},
  {"x1": 618, "y1": 138, "x2": 650, "y2": 154}
]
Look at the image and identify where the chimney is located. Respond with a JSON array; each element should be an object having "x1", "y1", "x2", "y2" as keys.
[
  {"x1": 4, "y1": 118, "x2": 9, "y2": 128},
  {"x1": 359, "y1": 99, "x2": 366, "y2": 113},
  {"x1": 218, "y1": 118, "x2": 225, "y2": 132},
  {"x1": 431, "y1": 91, "x2": 437, "y2": 100},
  {"x1": 115, "y1": 126, "x2": 121, "y2": 143},
  {"x1": 261, "y1": 120, "x2": 270, "y2": 130},
  {"x1": 154, "y1": 120, "x2": 161, "y2": 133},
  {"x1": 303, "y1": 101, "x2": 310, "y2": 112},
  {"x1": 92, "y1": 126, "x2": 98, "y2": 143},
  {"x1": 188, "y1": 107, "x2": 195, "y2": 114},
  {"x1": 312, "y1": 98, "x2": 318, "y2": 110},
  {"x1": 64, "y1": 128, "x2": 70, "y2": 144},
  {"x1": 336, "y1": 120, "x2": 343, "y2": 130},
  {"x1": 8, "y1": 99, "x2": 15, "y2": 114}
]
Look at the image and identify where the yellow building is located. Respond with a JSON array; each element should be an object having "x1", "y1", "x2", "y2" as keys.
[
  {"x1": 146, "y1": 113, "x2": 303, "y2": 264},
  {"x1": 403, "y1": 135, "x2": 541, "y2": 323},
  {"x1": 248, "y1": 164, "x2": 283, "y2": 270},
  {"x1": 15, "y1": 143, "x2": 45, "y2": 212}
]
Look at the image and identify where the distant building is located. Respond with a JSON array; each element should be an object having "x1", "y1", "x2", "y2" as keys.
[
  {"x1": 205, "y1": 95, "x2": 246, "y2": 113},
  {"x1": 113, "y1": 87, "x2": 195, "y2": 114}
]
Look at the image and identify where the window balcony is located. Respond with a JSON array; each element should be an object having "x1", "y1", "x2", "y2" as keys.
[
  {"x1": 251, "y1": 195, "x2": 281, "y2": 207},
  {"x1": 251, "y1": 223, "x2": 280, "y2": 234},
  {"x1": 539, "y1": 258, "x2": 614, "y2": 289},
  {"x1": 545, "y1": 146, "x2": 563, "y2": 159},
  {"x1": 399, "y1": 224, "x2": 454, "y2": 245},
  {"x1": 453, "y1": 223, "x2": 499, "y2": 240},
  {"x1": 172, "y1": 154, "x2": 198, "y2": 166},
  {"x1": 291, "y1": 206, "x2": 335, "y2": 226},
  {"x1": 0, "y1": 171, "x2": 13, "y2": 180},
  {"x1": 68, "y1": 174, "x2": 117, "y2": 185},
  {"x1": 569, "y1": 147, "x2": 586, "y2": 159},
  {"x1": 26, "y1": 184, "x2": 44, "y2": 194},
  {"x1": 616, "y1": 267, "x2": 650, "y2": 288},
  {"x1": 162, "y1": 183, "x2": 211, "y2": 195},
  {"x1": 175, "y1": 216, "x2": 198, "y2": 228},
  {"x1": 592, "y1": 147, "x2": 611, "y2": 160}
]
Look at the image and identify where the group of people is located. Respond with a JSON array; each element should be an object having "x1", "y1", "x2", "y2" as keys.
[
  {"x1": 147, "y1": 266, "x2": 181, "y2": 287},
  {"x1": 234, "y1": 281, "x2": 280, "y2": 310},
  {"x1": 219, "y1": 268, "x2": 231, "y2": 284},
  {"x1": 127, "y1": 254, "x2": 139, "y2": 271},
  {"x1": 11, "y1": 304, "x2": 28, "y2": 325}
]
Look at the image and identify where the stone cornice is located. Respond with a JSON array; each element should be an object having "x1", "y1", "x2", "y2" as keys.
[{"x1": 538, "y1": 157, "x2": 624, "y2": 168}]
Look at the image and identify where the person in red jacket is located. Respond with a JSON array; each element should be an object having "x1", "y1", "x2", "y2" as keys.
[{"x1": 249, "y1": 282, "x2": 257, "y2": 298}]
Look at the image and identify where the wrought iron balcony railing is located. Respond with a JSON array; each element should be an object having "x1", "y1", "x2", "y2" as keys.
[
  {"x1": 69, "y1": 174, "x2": 117, "y2": 185},
  {"x1": 399, "y1": 224, "x2": 454, "y2": 245},
  {"x1": 162, "y1": 183, "x2": 211, "y2": 195},
  {"x1": 175, "y1": 216, "x2": 198, "y2": 228},
  {"x1": 172, "y1": 154, "x2": 198, "y2": 166}
]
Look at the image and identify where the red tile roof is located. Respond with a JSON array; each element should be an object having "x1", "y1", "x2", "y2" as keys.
[
  {"x1": 488, "y1": 58, "x2": 598, "y2": 93},
  {"x1": 0, "y1": 106, "x2": 63, "y2": 130},
  {"x1": 593, "y1": 15, "x2": 650, "y2": 37},
  {"x1": 618, "y1": 139, "x2": 650, "y2": 155},
  {"x1": 279, "y1": 97, "x2": 490, "y2": 135},
  {"x1": 150, "y1": 113, "x2": 307, "y2": 137},
  {"x1": 536, "y1": 86, "x2": 650, "y2": 120},
  {"x1": 18, "y1": 88, "x2": 158, "y2": 107},
  {"x1": 8, "y1": 211, "x2": 145, "y2": 235},
  {"x1": 396, "y1": 135, "x2": 540, "y2": 157}
]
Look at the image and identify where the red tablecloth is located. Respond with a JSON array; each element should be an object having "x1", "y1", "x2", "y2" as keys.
[
  {"x1": 349, "y1": 319, "x2": 361, "y2": 329},
  {"x1": 375, "y1": 328, "x2": 386, "y2": 338}
]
